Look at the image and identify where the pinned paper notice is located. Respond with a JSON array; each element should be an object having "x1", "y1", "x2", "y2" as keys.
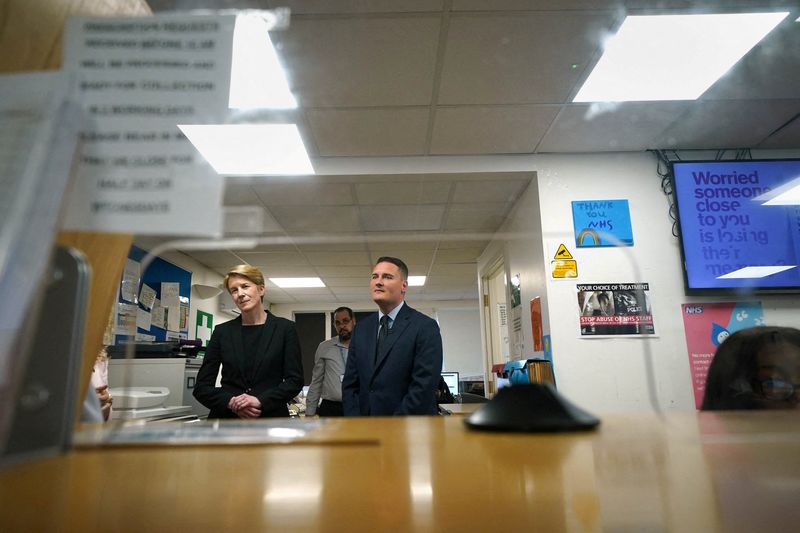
[
  {"x1": 139, "y1": 283, "x2": 156, "y2": 309},
  {"x1": 161, "y1": 282, "x2": 180, "y2": 308},
  {"x1": 166, "y1": 305, "x2": 180, "y2": 332},
  {"x1": 120, "y1": 258, "x2": 140, "y2": 302}
]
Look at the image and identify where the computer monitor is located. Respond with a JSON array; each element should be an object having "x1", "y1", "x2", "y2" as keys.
[{"x1": 441, "y1": 372, "x2": 459, "y2": 396}]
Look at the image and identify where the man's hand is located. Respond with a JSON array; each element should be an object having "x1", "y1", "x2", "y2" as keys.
[{"x1": 228, "y1": 393, "x2": 262, "y2": 419}]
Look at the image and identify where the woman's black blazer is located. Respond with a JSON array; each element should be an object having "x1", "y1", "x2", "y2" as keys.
[{"x1": 194, "y1": 312, "x2": 303, "y2": 418}]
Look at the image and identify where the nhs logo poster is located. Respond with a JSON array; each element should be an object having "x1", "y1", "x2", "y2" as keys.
[
  {"x1": 572, "y1": 199, "x2": 634, "y2": 247},
  {"x1": 681, "y1": 301, "x2": 764, "y2": 409}
]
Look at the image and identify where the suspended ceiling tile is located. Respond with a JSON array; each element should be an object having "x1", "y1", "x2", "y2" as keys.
[
  {"x1": 307, "y1": 107, "x2": 431, "y2": 156},
  {"x1": 437, "y1": 12, "x2": 617, "y2": 105},
  {"x1": 538, "y1": 101, "x2": 690, "y2": 152},
  {"x1": 316, "y1": 265, "x2": 374, "y2": 277},
  {"x1": 259, "y1": 265, "x2": 320, "y2": 277},
  {"x1": 294, "y1": 240, "x2": 369, "y2": 252},
  {"x1": 270, "y1": 205, "x2": 362, "y2": 232},
  {"x1": 435, "y1": 247, "x2": 485, "y2": 263},
  {"x1": 452, "y1": 178, "x2": 530, "y2": 203},
  {"x1": 359, "y1": 205, "x2": 446, "y2": 231},
  {"x1": 366, "y1": 236, "x2": 439, "y2": 251},
  {"x1": 246, "y1": 243, "x2": 302, "y2": 253},
  {"x1": 223, "y1": 183, "x2": 262, "y2": 206},
  {"x1": 236, "y1": 251, "x2": 310, "y2": 267},
  {"x1": 273, "y1": 17, "x2": 441, "y2": 107},
  {"x1": 437, "y1": 238, "x2": 491, "y2": 250},
  {"x1": 355, "y1": 180, "x2": 452, "y2": 205},
  {"x1": 251, "y1": 180, "x2": 355, "y2": 206},
  {"x1": 430, "y1": 105, "x2": 559, "y2": 154},
  {"x1": 429, "y1": 263, "x2": 480, "y2": 277},
  {"x1": 369, "y1": 249, "x2": 435, "y2": 266},
  {"x1": 181, "y1": 250, "x2": 246, "y2": 269},
  {"x1": 652, "y1": 100, "x2": 800, "y2": 150},
  {"x1": 322, "y1": 277, "x2": 370, "y2": 288},
  {"x1": 444, "y1": 203, "x2": 512, "y2": 231},
  {"x1": 223, "y1": 206, "x2": 285, "y2": 235},
  {"x1": 302, "y1": 251, "x2": 372, "y2": 266}
]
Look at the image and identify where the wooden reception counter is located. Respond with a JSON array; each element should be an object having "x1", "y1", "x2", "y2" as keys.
[{"x1": 1, "y1": 411, "x2": 799, "y2": 531}]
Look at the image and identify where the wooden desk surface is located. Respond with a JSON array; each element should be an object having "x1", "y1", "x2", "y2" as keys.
[{"x1": 2, "y1": 411, "x2": 799, "y2": 532}]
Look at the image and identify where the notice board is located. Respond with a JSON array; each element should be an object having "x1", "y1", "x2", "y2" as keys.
[{"x1": 114, "y1": 245, "x2": 192, "y2": 344}]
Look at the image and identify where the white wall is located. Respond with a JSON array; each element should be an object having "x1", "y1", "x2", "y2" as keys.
[
  {"x1": 436, "y1": 307, "x2": 483, "y2": 378},
  {"x1": 476, "y1": 176, "x2": 551, "y2": 394},
  {"x1": 532, "y1": 152, "x2": 799, "y2": 413}
]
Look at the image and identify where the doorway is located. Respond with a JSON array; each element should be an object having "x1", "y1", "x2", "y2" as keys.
[{"x1": 482, "y1": 258, "x2": 510, "y2": 396}]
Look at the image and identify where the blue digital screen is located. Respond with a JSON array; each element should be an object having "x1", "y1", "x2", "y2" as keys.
[{"x1": 673, "y1": 159, "x2": 800, "y2": 292}]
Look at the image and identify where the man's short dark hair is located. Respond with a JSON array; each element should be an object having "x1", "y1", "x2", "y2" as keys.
[
  {"x1": 333, "y1": 306, "x2": 354, "y2": 320},
  {"x1": 375, "y1": 256, "x2": 408, "y2": 280}
]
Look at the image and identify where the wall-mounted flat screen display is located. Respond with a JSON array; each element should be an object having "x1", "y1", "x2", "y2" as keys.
[{"x1": 672, "y1": 159, "x2": 800, "y2": 293}]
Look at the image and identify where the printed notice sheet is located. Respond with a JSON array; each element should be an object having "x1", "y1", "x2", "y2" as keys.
[
  {"x1": 60, "y1": 14, "x2": 234, "y2": 235},
  {"x1": 139, "y1": 283, "x2": 156, "y2": 309},
  {"x1": 577, "y1": 282, "x2": 656, "y2": 337}
]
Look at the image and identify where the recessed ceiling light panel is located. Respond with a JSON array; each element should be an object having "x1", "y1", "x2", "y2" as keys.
[
  {"x1": 229, "y1": 13, "x2": 297, "y2": 109},
  {"x1": 407, "y1": 276, "x2": 426, "y2": 286},
  {"x1": 178, "y1": 124, "x2": 313, "y2": 175},
  {"x1": 574, "y1": 12, "x2": 788, "y2": 102}
]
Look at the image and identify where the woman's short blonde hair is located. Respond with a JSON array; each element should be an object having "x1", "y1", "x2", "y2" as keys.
[{"x1": 224, "y1": 265, "x2": 265, "y2": 293}]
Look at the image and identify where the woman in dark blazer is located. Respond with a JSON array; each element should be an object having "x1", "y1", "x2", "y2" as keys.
[{"x1": 193, "y1": 265, "x2": 303, "y2": 418}]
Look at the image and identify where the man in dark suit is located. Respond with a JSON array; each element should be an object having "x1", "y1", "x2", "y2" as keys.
[
  {"x1": 194, "y1": 265, "x2": 303, "y2": 418},
  {"x1": 342, "y1": 256, "x2": 443, "y2": 416}
]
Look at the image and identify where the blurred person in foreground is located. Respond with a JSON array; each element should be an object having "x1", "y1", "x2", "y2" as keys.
[{"x1": 702, "y1": 326, "x2": 800, "y2": 410}]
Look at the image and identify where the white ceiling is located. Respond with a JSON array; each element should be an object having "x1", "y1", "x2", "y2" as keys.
[{"x1": 144, "y1": 0, "x2": 800, "y2": 304}]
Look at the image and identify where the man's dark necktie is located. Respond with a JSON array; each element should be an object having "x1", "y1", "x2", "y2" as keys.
[{"x1": 375, "y1": 315, "x2": 389, "y2": 365}]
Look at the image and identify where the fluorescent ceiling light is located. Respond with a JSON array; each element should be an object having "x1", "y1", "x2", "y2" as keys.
[
  {"x1": 574, "y1": 12, "x2": 788, "y2": 102},
  {"x1": 407, "y1": 276, "x2": 426, "y2": 286},
  {"x1": 269, "y1": 277, "x2": 325, "y2": 288},
  {"x1": 178, "y1": 124, "x2": 313, "y2": 175},
  {"x1": 717, "y1": 265, "x2": 795, "y2": 279},
  {"x1": 755, "y1": 176, "x2": 800, "y2": 205},
  {"x1": 230, "y1": 13, "x2": 296, "y2": 109}
]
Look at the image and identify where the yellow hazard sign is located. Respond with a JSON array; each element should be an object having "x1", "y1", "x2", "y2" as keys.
[
  {"x1": 554, "y1": 243, "x2": 573, "y2": 260},
  {"x1": 551, "y1": 259, "x2": 578, "y2": 279}
]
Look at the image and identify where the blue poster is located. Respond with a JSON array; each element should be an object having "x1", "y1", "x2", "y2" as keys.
[{"x1": 572, "y1": 199, "x2": 634, "y2": 247}]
